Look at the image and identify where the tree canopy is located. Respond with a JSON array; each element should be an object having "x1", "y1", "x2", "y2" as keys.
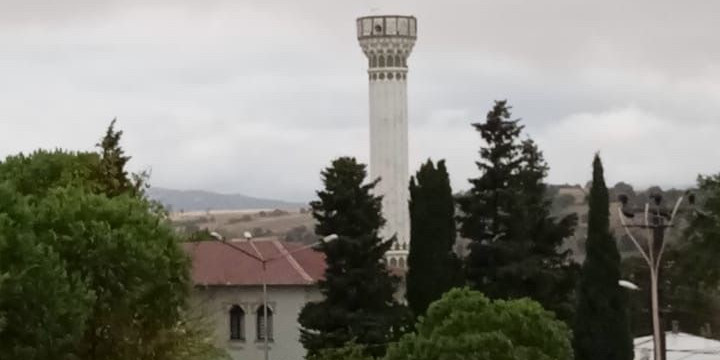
[
  {"x1": 457, "y1": 100, "x2": 578, "y2": 322},
  {"x1": 407, "y1": 159, "x2": 461, "y2": 318},
  {"x1": 385, "y1": 288, "x2": 574, "y2": 360},
  {"x1": 0, "y1": 120, "x2": 224, "y2": 360},
  {"x1": 573, "y1": 155, "x2": 632, "y2": 360},
  {"x1": 298, "y1": 157, "x2": 409, "y2": 358}
]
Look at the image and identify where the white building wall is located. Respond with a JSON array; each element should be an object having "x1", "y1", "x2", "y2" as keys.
[{"x1": 191, "y1": 285, "x2": 322, "y2": 360}]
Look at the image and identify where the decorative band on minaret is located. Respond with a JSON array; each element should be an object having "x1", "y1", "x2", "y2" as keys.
[{"x1": 357, "y1": 16, "x2": 417, "y2": 268}]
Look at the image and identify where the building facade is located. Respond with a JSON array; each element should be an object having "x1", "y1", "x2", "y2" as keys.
[
  {"x1": 357, "y1": 15, "x2": 417, "y2": 265},
  {"x1": 184, "y1": 238, "x2": 325, "y2": 360}
]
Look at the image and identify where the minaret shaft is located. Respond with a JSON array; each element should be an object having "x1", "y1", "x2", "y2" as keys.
[{"x1": 357, "y1": 15, "x2": 417, "y2": 264}]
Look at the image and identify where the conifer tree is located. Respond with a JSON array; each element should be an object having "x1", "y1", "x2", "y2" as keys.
[
  {"x1": 457, "y1": 100, "x2": 578, "y2": 322},
  {"x1": 406, "y1": 159, "x2": 461, "y2": 318},
  {"x1": 573, "y1": 155, "x2": 633, "y2": 360},
  {"x1": 96, "y1": 119, "x2": 145, "y2": 197},
  {"x1": 298, "y1": 157, "x2": 408, "y2": 358}
]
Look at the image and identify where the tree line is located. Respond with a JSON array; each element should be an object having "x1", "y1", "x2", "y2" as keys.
[
  {"x1": 299, "y1": 100, "x2": 720, "y2": 360},
  {"x1": 3, "y1": 102, "x2": 719, "y2": 360}
]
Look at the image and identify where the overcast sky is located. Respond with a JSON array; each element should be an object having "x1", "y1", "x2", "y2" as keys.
[{"x1": 1, "y1": 0, "x2": 718, "y2": 201}]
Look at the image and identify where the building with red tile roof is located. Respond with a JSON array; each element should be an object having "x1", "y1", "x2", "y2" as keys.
[
  {"x1": 183, "y1": 237, "x2": 326, "y2": 360},
  {"x1": 183, "y1": 236, "x2": 406, "y2": 360},
  {"x1": 183, "y1": 237, "x2": 325, "y2": 287}
]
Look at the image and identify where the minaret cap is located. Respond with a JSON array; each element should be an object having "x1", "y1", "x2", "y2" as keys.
[{"x1": 357, "y1": 15, "x2": 417, "y2": 40}]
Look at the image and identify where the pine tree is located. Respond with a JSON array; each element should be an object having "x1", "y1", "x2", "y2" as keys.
[
  {"x1": 457, "y1": 100, "x2": 578, "y2": 321},
  {"x1": 298, "y1": 157, "x2": 409, "y2": 358},
  {"x1": 406, "y1": 159, "x2": 461, "y2": 318},
  {"x1": 96, "y1": 119, "x2": 145, "y2": 197},
  {"x1": 573, "y1": 155, "x2": 633, "y2": 360}
]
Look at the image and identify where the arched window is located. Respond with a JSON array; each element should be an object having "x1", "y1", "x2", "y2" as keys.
[
  {"x1": 399, "y1": 257, "x2": 406, "y2": 269},
  {"x1": 370, "y1": 55, "x2": 377, "y2": 67},
  {"x1": 390, "y1": 257, "x2": 398, "y2": 267},
  {"x1": 256, "y1": 305, "x2": 274, "y2": 341},
  {"x1": 387, "y1": 55, "x2": 394, "y2": 67},
  {"x1": 395, "y1": 55, "x2": 401, "y2": 67},
  {"x1": 401, "y1": 242, "x2": 407, "y2": 250},
  {"x1": 378, "y1": 55, "x2": 385, "y2": 67},
  {"x1": 402, "y1": 57, "x2": 407, "y2": 67},
  {"x1": 229, "y1": 305, "x2": 245, "y2": 340}
]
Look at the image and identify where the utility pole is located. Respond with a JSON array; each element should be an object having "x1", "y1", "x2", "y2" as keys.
[{"x1": 617, "y1": 192, "x2": 696, "y2": 360}]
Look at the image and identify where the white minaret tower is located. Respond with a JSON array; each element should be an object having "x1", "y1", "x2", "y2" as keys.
[{"x1": 357, "y1": 15, "x2": 417, "y2": 267}]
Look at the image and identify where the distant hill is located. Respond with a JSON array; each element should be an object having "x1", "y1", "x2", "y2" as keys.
[
  {"x1": 160, "y1": 183, "x2": 694, "y2": 260},
  {"x1": 147, "y1": 187, "x2": 304, "y2": 212}
]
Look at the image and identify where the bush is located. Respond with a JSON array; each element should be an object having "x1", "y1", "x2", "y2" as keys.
[
  {"x1": 308, "y1": 342, "x2": 373, "y2": 360},
  {"x1": 385, "y1": 288, "x2": 573, "y2": 360}
]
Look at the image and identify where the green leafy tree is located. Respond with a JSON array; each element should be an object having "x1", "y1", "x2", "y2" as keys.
[
  {"x1": 0, "y1": 184, "x2": 92, "y2": 360},
  {"x1": 573, "y1": 155, "x2": 632, "y2": 360},
  {"x1": 407, "y1": 159, "x2": 461, "y2": 318},
  {"x1": 29, "y1": 187, "x2": 190, "y2": 360},
  {"x1": 0, "y1": 127, "x2": 225, "y2": 360},
  {"x1": 298, "y1": 157, "x2": 409, "y2": 357},
  {"x1": 457, "y1": 100, "x2": 578, "y2": 322},
  {"x1": 385, "y1": 288, "x2": 574, "y2": 360},
  {"x1": 0, "y1": 149, "x2": 101, "y2": 197}
]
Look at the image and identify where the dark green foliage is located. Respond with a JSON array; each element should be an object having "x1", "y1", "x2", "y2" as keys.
[
  {"x1": 0, "y1": 149, "x2": 102, "y2": 197},
  {"x1": 185, "y1": 228, "x2": 214, "y2": 242},
  {"x1": 457, "y1": 100, "x2": 578, "y2": 322},
  {"x1": 32, "y1": 187, "x2": 191, "y2": 360},
  {"x1": 0, "y1": 180, "x2": 199, "y2": 360},
  {"x1": 311, "y1": 157, "x2": 385, "y2": 237},
  {"x1": 0, "y1": 123, "x2": 226, "y2": 360},
  {"x1": 385, "y1": 288, "x2": 574, "y2": 360},
  {"x1": 0, "y1": 184, "x2": 92, "y2": 360},
  {"x1": 619, "y1": 174, "x2": 720, "y2": 339},
  {"x1": 573, "y1": 155, "x2": 633, "y2": 360},
  {"x1": 298, "y1": 157, "x2": 409, "y2": 358},
  {"x1": 96, "y1": 119, "x2": 146, "y2": 197},
  {"x1": 677, "y1": 174, "x2": 720, "y2": 284},
  {"x1": 624, "y1": 253, "x2": 720, "y2": 339},
  {"x1": 307, "y1": 341, "x2": 373, "y2": 360},
  {"x1": 0, "y1": 120, "x2": 144, "y2": 199},
  {"x1": 407, "y1": 159, "x2": 462, "y2": 318}
]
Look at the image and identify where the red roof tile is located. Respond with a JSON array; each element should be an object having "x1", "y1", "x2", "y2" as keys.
[{"x1": 182, "y1": 237, "x2": 326, "y2": 286}]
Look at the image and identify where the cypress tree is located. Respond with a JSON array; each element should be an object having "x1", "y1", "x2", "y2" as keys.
[
  {"x1": 457, "y1": 100, "x2": 578, "y2": 322},
  {"x1": 298, "y1": 157, "x2": 408, "y2": 358},
  {"x1": 573, "y1": 154, "x2": 633, "y2": 360},
  {"x1": 406, "y1": 159, "x2": 461, "y2": 318},
  {"x1": 96, "y1": 119, "x2": 145, "y2": 197}
]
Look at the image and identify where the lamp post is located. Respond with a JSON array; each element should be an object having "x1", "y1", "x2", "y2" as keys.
[
  {"x1": 616, "y1": 192, "x2": 696, "y2": 360},
  {"x1": 210, "y1": 231, "x2": 338, "y2": 360},
  {"x1": 619, "y1": 279, "x2": 641, "y2": 291}
]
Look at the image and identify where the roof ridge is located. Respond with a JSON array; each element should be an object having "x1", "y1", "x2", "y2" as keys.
[{"x1": 272, "y1": 240, "x2": 313, "y2": 283}]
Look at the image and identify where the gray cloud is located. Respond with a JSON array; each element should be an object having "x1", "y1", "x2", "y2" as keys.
[{"x1": 1, "y1": 0, "x2": 718, "y2": 201}]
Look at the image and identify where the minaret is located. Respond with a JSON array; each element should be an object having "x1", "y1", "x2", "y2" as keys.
[{"x1": 357, "y1": 15, "x2": 417, "y2": 267}]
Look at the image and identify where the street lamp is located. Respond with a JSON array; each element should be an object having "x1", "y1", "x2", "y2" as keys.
[
  {"x1": 211, "y1": 231, "x2": 337, "y2": 360},
  {"x1": 619, "y1": 279, "x2": 641, "y2": 291},
  {"x1": 617, "y1": 191, "x2": 696, "y2": 360}
]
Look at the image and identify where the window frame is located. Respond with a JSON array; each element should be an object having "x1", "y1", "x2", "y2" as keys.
[
  {"x1": 229, "y1": 305, "x2": 246, "y2": 341},
  {"x1": 256, "y1": 305, "x2": 274, "y2": 342}
]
